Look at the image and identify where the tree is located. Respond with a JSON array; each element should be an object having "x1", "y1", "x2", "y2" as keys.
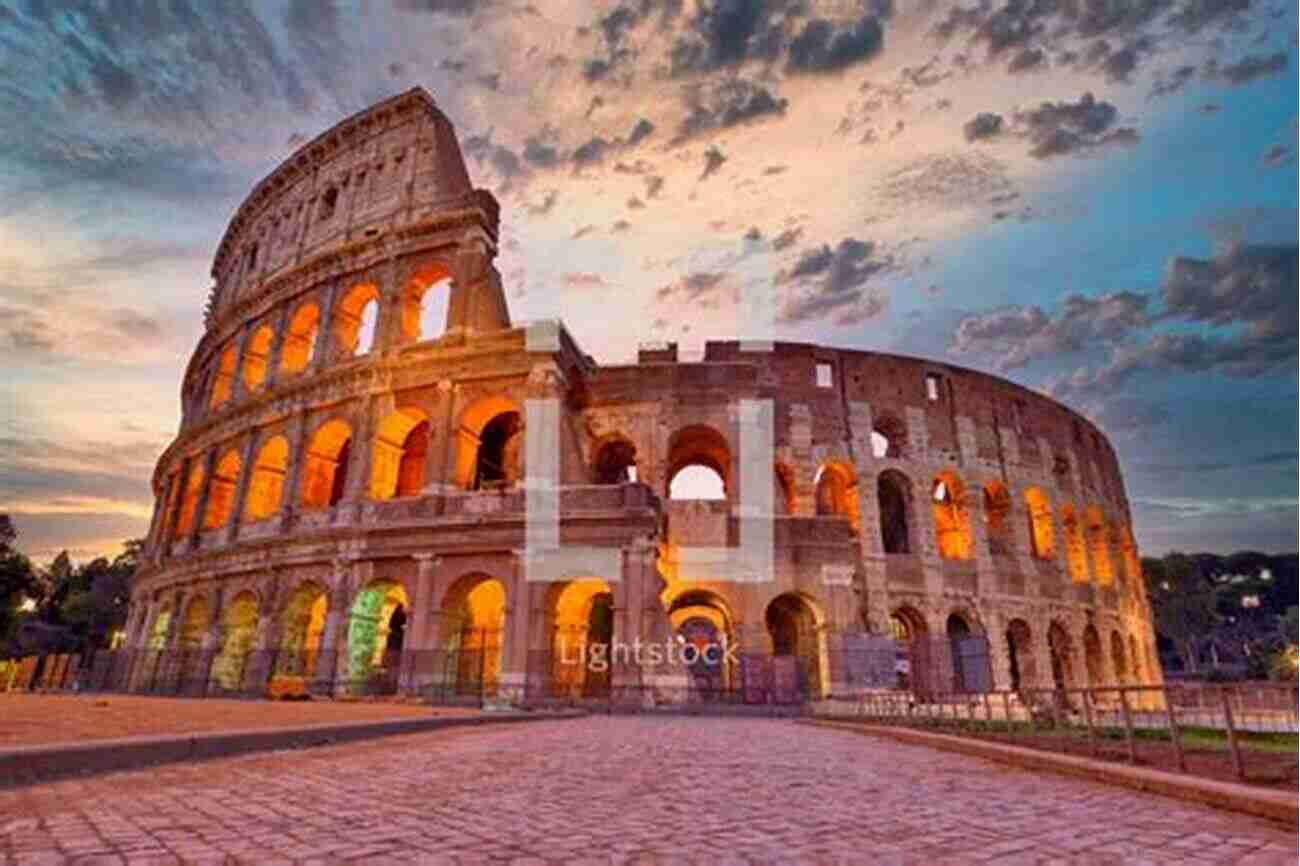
[
  {"x1": 1144, "y1": 552, "x2": 1224, "y2": 673},
  {"x1": 0, "y1": 515, "x2": 38, "y2": 652}
]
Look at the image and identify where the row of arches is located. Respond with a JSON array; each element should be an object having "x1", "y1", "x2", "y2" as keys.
[{"x1": 205, "y1": 268, "x2": 452, "y2": 412}]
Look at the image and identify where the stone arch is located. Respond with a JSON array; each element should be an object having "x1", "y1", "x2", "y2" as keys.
[
  {"x1": 765, "y1": 593, "x2": 828, "y2": 699},
  {"x1": 203, "y1": 449, "x2": 242, "y2": 530},
  {"x1": 440, "y1": 572, "x2": 508, "y2": 696},
  {"x1": 814, "y1": 460, "x2": 860, "y2": 531},
  {"x1": 333, "y1": 281, "x2": 381, "y2": 356},
  {"x1": 871, "y1": 412, "x2": 907, "y2": 459},
  {"x1": 931, "y1": 470, "x2": 974, "y2": 560},
  {"x1": 241, "y1": 324, "x2": 274, "y2": 393},
  {"x1": 347, "y1": 579, "x2": 409, "y2": 684},
  {"x1": 1024, "y1": 487, "x2": 1055, "y2": 559},
  {"x1": 773, "y1": 462, "x2": 795, "y2": 516},
  {"x1": 211, "y1": 590, "x2": 260, "y2": 691},
  {"x1": 1006, "y1": 618, "x2": 1035, "y2": 691},
  {"x1": 946, "y1": 611, "x2": 979, "y2": 692},
  {"x1": 370, "y1": 407, "x2": 430, "y2": 500},
  {"x1": 1047, "y1": 620, "x2": 1076, "y2": 689},
  {"x1": 666, "y1": 424, "x2": 731, "y2": 500},
  {"x1": 877, "y1": 469, "x2": 913, "y2": 554},
  {"x1": 546, "y1": 577, "x2": 615, "y2": 696},
  {"x1": 1085, "y1": 505, "x2": 1114, "y2": 586},
  {"x1": 147, "y1": 600, "x2": 174, "y2": 650},
  {"x1": 277, "y1": 580, "x2": 329, "y2": 678},
  {"x1": 667, "y1": 588, "x2": 738, "y2": 693},
  {"x1": 208, "y1": 343, "x2": 237, "y2": 409},
  {"x1": 453, "y1": 395, "x2": 523, "y2": 490},
  {"x1": 279, "y1": 302, "x2": 320, "y2": 376},
  {"x1": 1061, "y1": 503, "x2": 1089, "y2": 583},
  {"x1": 399, "y1": 261, "x2": 453, "y2": 343},
  {"x1": 591, "y1": 434, "x2": 638, "y2": 484},
  {"x1": 890, "y1": 605, "x2": 928, "y2": 692},
  {"x1": 301, "y1": 419, "x2": 353, "y2": 509},
  {"x1": 1110, "y1": 629, "x2": 1128, "y2": 684},
  {"x1": 1083, "y1": 623, "x2": 1104, "y2": 686},
  {"x1": 177, "y1": 595, "x2": 211, "y2": 650},
  {"x1": 244, "y1": 436, "x2": 290, "y2": 521},
  {"x1": 173, "y1": 460, "x2": 206, "y2": 538},
  {"x1": 982, "y1": 481, "x2": 1013, "y2": 555}
]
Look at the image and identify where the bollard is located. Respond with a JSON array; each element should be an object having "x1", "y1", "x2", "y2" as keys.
[
  {"x1": 1082, "y1": 688, "x2": 1097, "y2": 757},
  {"x1": 1220, "y1": 686, "x2": 1245, "y2": 781}
]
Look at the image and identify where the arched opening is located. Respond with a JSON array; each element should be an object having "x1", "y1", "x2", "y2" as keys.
[
  {"x1": 1006, "y1": 618, "x2": 1034, "y2": 692},
  {"x1": 932, "y1": 471, "x2": 974, "y2": 560},
  {"x1": 173, "y1": 461, "x2": 206, "y2": 539},
  {"x1": 241, "y1": 325, "x2": 274, "y2": 393},
  {"x1": 1110, "y1": 630, "x2": 1128, "y2": 684},
  {"x1": 1024, "y1": 487, "x2": 1055, "y2": 559},
  {"x1": 208, "y1": 343, "x2": 237, "y2": 409},
  {"x1": 890, "y1": 606, "x2": 928, "y2": 692},
  {"x1": 279, "y1": 303, "x2": 319, "y2": 376},
  {"x1": 333, "y1": 282, "x2": 381, "y2": 357},
  {"x1": 946, "y1": 613, "x2": 986, "y2": 693},
  {"x1": 1083, "y1": 624, "x2": 1104, "y2": 686},
  {"x1": 369, "y1": 407, "x2": 430, "y2": 500},
  {"x1": 347, "y1": 580, "x2": 409, "y2": 686},
  {"x1": 1047, "y1": 621, "x2": 1075, "y2": 690},
  {"x1": 147, "y1": 604, "x2": 173, "y2": 650},
  {"x1": 453, "y1": 396, "x2": 523, "y2": 490},
  {"x1": 300, "y1": 420, "x2": 352, "y2": 509},
  {"x1": 1061, "y1": 503, "x2": 1089, "y2": 583},
  {"x1": 666, "y1": 589, "x2": 737, "y2": 696},
  {"x1": 244, "y1": 436, "x2": 289, "y2": 521},
  {"x1": 441, "y1": 574, "x2": 507, "y2": 697},
  {"x1": 871, "y1": 414, "x2": 906, "y2": 459},
  {"x1": 591, "y1": 436, "x2": 638, "y2": 484},
  {"x1": 1085, "y1": 505, "x2": 1114, "y2": 586},
  {"x1": 548, "y1": 578, "x2": 615, "y2": 697},
  {"x1": 177, "y1": 596, "x2": 209, "y2": 650},
  {"x1": 666, "y1": 424, "x2": 731, "y2": 501},
  {"x1": 399, "y1": 263, "x2": 453, "y2": 343},
  {"x1": 877, "y1": 470, "x2": 912, "y2": 554},
  {"x1": 982, "y1": 481, "x2": 1013, "y2": 555},
  {"x1": 211, "y1": 591, "x2": 259, "y2": 691},
  {"x1": 278, "y1": 581, "x2": 328, "y2": 679},
  {"x1": 765, "y1": 595, "x2": 826, "y2": 700},
  {"x1": 202, "y1": 450, "x2": 242, "y2": 530},
  {"x1": 815, "y1": 462, "x2": 860, "y2": 530},
  {"x1": 773, "y1": 462, "x2": 795, "y2": 516},
  {"x1": 1129, "y1": 633, "x2": 1144, "y2": 684}
]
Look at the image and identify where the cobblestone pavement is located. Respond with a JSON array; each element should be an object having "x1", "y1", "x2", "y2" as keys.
[{"x1": 2, "y1": 716, "x2": 1295, "y2": 865}]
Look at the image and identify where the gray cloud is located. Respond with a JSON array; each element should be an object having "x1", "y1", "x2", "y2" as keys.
[
  {"x1": 786, "y1": 15, "x2": 886, "y2": 74},
  {"x1": 656, "y1": 272, "x2": 731, "y2": 309},
  {"x1": 1204, "y1": 51, "x2": 1289, "y2": 85},
  {"x1": 963, "y1": 112, "x2": 1004, "y2": 142},
  {"x1": 675, "y1": 78, "x2": 789, "y2": 143},
  {"x1": 700, "y1": 144, "x2": 727, "y2": 180},
  {"x1": 1014, "y1": 92, "x2": 1138, "y2": 159},
  {"x1": 772, "y1": 226, "x2": 803, "y2": 251},
  {"x1": 776, "y1": 237, "x2": 893, "y2": 325}
]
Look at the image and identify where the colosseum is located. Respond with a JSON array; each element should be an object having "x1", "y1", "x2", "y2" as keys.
[{"x1": 122, "y1": 87, "x2": 1163, "y2": 707}]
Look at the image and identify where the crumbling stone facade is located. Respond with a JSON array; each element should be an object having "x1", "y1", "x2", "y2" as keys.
[{"x1": 129, "y1": 88, "x2": 1162, "y2": 703}]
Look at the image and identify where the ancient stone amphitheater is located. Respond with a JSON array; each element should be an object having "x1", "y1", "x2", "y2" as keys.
[{"x1": 125, "y1": 87, "x2": 1162, "y2": 705}]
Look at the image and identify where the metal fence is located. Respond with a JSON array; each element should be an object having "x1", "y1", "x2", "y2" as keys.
[{"x1": 817, "y1": 682, "x2": 1299, "y2": 785}]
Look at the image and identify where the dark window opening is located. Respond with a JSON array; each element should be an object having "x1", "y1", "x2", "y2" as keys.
[{"x1": 328, "y1": 438, "x2": 351, "y2": 507}]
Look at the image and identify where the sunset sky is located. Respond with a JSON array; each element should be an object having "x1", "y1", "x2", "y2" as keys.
[{"x1": 0, "y1": 0, "x2": 1295, "y2": 562}]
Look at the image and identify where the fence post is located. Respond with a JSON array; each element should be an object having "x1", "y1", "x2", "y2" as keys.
[
  {"x1": 1001, "y1": 691, "x2": 1013, "y2": 740},
  {"x1": 1220, "y1": 686, "x2": 1245, "y2": 781},
  {"x1": 1118, "y1": 687, "x2": 1137, "y2": 765},
  {"x1": 1163, "y1": 684, "x2": 1186, "y2": 773},
  {"x1": 1082, "y1": 688, "x2": 1097, "y2": 757},
  {"x1": 479, "y1": 628, "x2": 487, "y2": 708}
]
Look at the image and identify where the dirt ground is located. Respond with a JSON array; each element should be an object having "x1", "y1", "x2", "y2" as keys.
[{"x1": 0, "y1": 694, "x2": 473, "y2": 748}]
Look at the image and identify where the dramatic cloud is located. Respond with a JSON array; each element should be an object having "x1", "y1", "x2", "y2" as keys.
[
  {"x1": 963, "y1": 112, "x2": 1003, "y2": 142},
  {"x1": 675, "y1": 78, "x2": 789, "y2": 142},
  {"x1": 953, "y1": 292, "x2": 1151, "y2": 370},
  {"x1": 1204, "y1": 51, "x2": 1289, "y2": 85},
  {"x1": 1014, "y1": 92, "x2": 1138, "y2": 159},
  {"x1": 656, "y1": 272, "x2": 731, "y2": 308},
  {"x1": 786, "y1": 15, "x2": 885, "y2": 74},
  {"x1": 776, "y1": 237, "x2": 893, "y2": 325},
  {"x1": 700, "y1": 145, "x2": 727, "y2": 180}
]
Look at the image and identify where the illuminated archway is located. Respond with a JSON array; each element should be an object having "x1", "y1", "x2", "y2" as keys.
[
  {"x1": 441, "y1": 573, "x2": 507, "y2": 695},
  {"x1": 279, "y1": 302, "x2": 319, "y2": 376},
  {"x1": 1024, "y1": 487, "x2": 1054, "y2": 559},
  {"x1": 932, "y1": 471, "x2": 974, "y2": 560},
  {"x1": 666, "y1": 424, "x2": 731, "y2": 500},
  {"x1": 1061, "y1": 503, "x2": 1089, "y2": 583},
  {"x1": 241, "y1": 324, "x2": 274, "y2": 393},
  {"x1": 211, "y1": 591, "x2": 259, "y2": 691},
  {"x1": 347, "y1": 580, "x2": 409, "y2": 683},
  {"x1": 173, "y1": 461, "x2": 206, "y2": 538},
  {"x1": 765, "y1": 593, "x2": 827, "y2": 699},
  {"x1": 815, "y1": 461, "x2": 860, "y2": 530},
  {"x1": 370, "y1": 407, "x2": 430, "y2": 499},
  {"x1": 208, "y1": 343, "x2": 237, "y2": 409},
  {"x1": 453, "y1": 396, "x2": 523, "y2": 490},
  {"x1": 982, "y1": 481, "x2": 1012, "y2": 555},
  {"x1": 666, "y1": 588, "x2": 737, "y2": 694},
  {"x1": 278, "y1": 581, "x2": 329, "y2": 678},
  {"x1": 333, "y1": 282, "x2": 381, "y2": 356},
  {"x1": 300, "y1": 420, "x2": 352, "y2": 509},
  {"x1": 890, "y1": 606, "x2": 928, "y2": 692},
  {"x1": 878, "y1": 470, "x2": 912, "y2": 554},
  {"x1": 203, "y1": 449, "x2": 241, "y2": 530},
  {"x1": 1086, "y1": 505, "x2": 1114, "y2": 586},
  {"x1": 399, "y1": 262, "x2": 453, "y2": 343},
  {"x1": 147, "y1": 603, "x2": 174, "y2": 651},
  {"x1": 547, "y1": 578, "x2": 615, "y2": 696},
  {"x1": 244, "y1": 436, "x2": 289, "y2": 521},
  {"x1": 177, "y1": 596, "x2": 210, "y2": 650}
]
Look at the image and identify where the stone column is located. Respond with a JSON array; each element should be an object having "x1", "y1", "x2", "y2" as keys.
[
  {"x1": 228, "y1": 323, "x2": 252, "y2": 403},
  {"x1": 310, "y1": 277, "x2": 342, "y2": 372},
  {"x1": 401, "y1": 553, "x2": 439, "y2": 693},
  {"x1": 279, "y1": 410, "x2": 310, "y2": 531},
  {"x1": 263, "y1": 303, "x2": 292, "y2": 389},
  {"x1": 787, "y1": 403, "x2": 814, "y2": 517},
  {"x1": 189, "y1": 449, "x2": 217, "y2": 551},
  {"x1": 226, "y1": 430, "x2": 261, "y2": 544},
  {"x1": 341, "y1": 394, "x2": 377, "y2": 518}
]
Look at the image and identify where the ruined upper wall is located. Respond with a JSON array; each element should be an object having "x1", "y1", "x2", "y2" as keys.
[{"x1": 204, "y1": 88, "x2": 481, "y2": 329}]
